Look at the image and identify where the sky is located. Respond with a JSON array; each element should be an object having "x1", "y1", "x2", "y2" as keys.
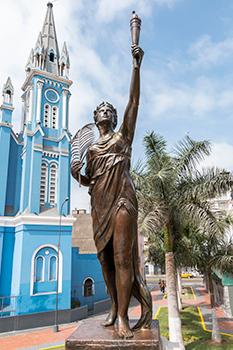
[{"x1": 1, "y1": 0, "x2": 233, "y2": 211}]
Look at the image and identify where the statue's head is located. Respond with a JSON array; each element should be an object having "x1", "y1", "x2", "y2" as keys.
[{"x1": 93, "y1": 101, "x2": 117, "y2": 130}]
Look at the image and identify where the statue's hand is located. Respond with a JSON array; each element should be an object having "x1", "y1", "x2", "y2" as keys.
[
  {"x1": 71, "y1": 160, "x2": 83, "y2": 179},
  {"x1": 131, "y1": 44, "x2": 144, "y2": 68}
]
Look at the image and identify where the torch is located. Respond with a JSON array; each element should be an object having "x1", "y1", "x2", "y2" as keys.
[{"x1": 130, "y1": 11, "x2": 142, "y2": 68}]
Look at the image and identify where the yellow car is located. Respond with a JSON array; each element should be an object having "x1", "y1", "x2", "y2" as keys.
[{"x1": 181, "y1": 272, "x2": 194, "y2": 278}]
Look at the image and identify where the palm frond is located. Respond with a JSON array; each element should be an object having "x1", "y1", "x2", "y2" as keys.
[
  {"x1": 144, "y1": 131, "x2": 167, "y2": 159},
  {"x1": 174, "y1": 135, "x2": 211, "y2": 175},
  {"x1": 177, "y1": 167, "x2": 233, "y2": 202},
  {"x1": 179, "y1": 199, "x2": 231, "y2": 238}
]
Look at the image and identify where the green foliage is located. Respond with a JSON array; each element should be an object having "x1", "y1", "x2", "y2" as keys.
[
  {"x1": 157, "y1": 307, "x2": 233, "y2": 348},
  {"x1": 135, "y1": 131, "x2": 233, "y2": 272}
]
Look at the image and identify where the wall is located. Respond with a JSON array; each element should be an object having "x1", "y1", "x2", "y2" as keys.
[
  {"x1": 0, "y1": 221, "x2": 72, "y2": 315},
  {"x1": 229, "y1": 286, "x2": 233, "y2": 316},
  {"x1": 0, "y1": 227, "x2": 15, "y2": 297},
  {"x1": 71, "y1": 247, "x2": 107, "y2": 309}
]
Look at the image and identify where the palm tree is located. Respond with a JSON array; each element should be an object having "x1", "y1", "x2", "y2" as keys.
[
  {"x1": 178, "y1": 222, "x2": 233, "y2": 343},
  {"x1": 135, "y1": 132, "x2": 233, "y2": 347}
]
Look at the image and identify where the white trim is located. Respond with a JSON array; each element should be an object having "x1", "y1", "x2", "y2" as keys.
[
  {"x1": 35, "y1": 255, "x2": 45, "y2": 282},
  {"x1": 40, "y1": 162, "x2": 49, "y2": 206},
  {"x1": 43, "y1": 103, "x2": 50, "y2": 127},
  {"x1": 0, "y1": 122, "x2": 13, "y2": 128},
  {"x1": 36, "y1": 80, "x2": 43, "y2": 124},
  {"x1": 49, "y1": 163, "x2": 58, "y2": 205},
  {"x1": 82, "y1": 277, "x2": 95, "y2": 297},
  {"x1": 26, "y1": 125, "x2": 45, "y2": 137},
  {"x1": 22, "y1": 69, "x2": 73, "y2": 91},
  {"x1": 0, "y1": 105, "x2": 14, "y2": 111},
  {"x1": 0, "y1": 215, "x2": 75, "y2": 227},
  {"x1": 62, "y1": 90, "x2": 67, "y2": 129},
  {"x1": 45, "y1": 89, "x2": 59, "y2": 104},
  {"x1": 31, "y1": 291, "x2": 57, "y2": 296},
  {"x1": 30, "y1": 244, "x2": 63, "y2": 296},
  {"x1": 51, "y1": 105, "x2": 58, "y2": 129},
  {"x1": 28, "y1": 87, "x2": 33, "y2": 123},
  {"x1": 48, "y1": 255, "x2": 57, "y2": 281}
]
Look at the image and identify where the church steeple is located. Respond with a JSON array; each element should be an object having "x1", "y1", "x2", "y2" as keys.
[
  {"x1": 25, "y1": 2, "x2": 66, "y2": 76},
  {"x1": 20, "y1": 2, "x2": 72, "y2": 216},
  {"x1": 41, "y1": 2, "x2": 60, "y2": 74}
]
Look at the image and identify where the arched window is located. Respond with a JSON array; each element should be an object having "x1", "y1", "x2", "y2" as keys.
[
  {"x1": 51, "y1": 106, "x2": 58, "y2": 129},
  {"x1": 49, "y1": 256, "x2": 57, "y2": 281},
  {"x1": 49, "y1": 163, "x2": 57, "y2": 205},
  {"x1": 5, "y1": 90, "x2": 12, "y2": 103},
  {"x1": 83, "y1": 278, "x2": 95, "y2": 297},
  {"x1": 31, "y1": 246, "x2": 61, "y2": 295},
  {"x1": 60, "y1": 63, "x2": 65, "y2": 76},
  {"x1": 49, "y1": 51, "x2": 55, "y2": 62},
  {"x1": 40, "y1": 162, "x2": 48, "y2": 206},
  {"x1": 35, "y1": 256, "x2": 44, "y2": 282},
  {"x1": 44, "y1": 104, "x2": 50, "y2": 127}
]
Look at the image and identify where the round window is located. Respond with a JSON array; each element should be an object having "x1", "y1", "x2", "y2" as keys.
[{"x1": 45, "y1": 89, "x2": 59, "y2": 103}]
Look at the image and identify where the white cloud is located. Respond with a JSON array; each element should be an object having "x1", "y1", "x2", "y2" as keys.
[
  {"x1": 143, "y1": 72, "x2": 233, "y2": 119},
  {"x1": 189, "y1": 34, "x2": 233, "y2": 68},
  {"x1": 200, "y1": 142, "x2": 233, "y2": 171},
  {"x1": 95, "y1": 0, "x2": 180, "y2": 22}
]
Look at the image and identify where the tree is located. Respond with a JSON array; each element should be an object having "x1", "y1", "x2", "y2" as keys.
[
  {"x1": 135, "y1": 132, "x2": 233, "y2": 347},
  {"x1": 178, "y1": 222, "x2": 233, "y2": 343}
]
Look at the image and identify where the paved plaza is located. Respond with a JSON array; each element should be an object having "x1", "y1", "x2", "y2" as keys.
[{"x1": 0, "y1": 280, "x2": 232, "y2": 350}]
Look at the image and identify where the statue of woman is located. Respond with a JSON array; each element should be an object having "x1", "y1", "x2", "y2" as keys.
[{"x1": 71, "y1": 44, "x2": 152, "y2": 339}]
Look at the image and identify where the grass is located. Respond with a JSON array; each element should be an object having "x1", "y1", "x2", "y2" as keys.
[{"x1": 156, "y1": 306, "x2": 233, "y2": 349}]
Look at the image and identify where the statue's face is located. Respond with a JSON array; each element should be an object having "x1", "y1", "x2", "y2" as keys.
[{"x1": 95, "y1": 105, "x2": 114, "y2": 128}]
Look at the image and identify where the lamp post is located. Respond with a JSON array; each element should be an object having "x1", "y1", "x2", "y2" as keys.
[{"x1": 54, "y1": 197, "x2": 69, "y2": 333}]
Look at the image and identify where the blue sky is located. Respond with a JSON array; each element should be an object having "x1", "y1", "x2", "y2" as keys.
[{"x1": 1, "y1": 0, "x2": 233, "y2": 210}]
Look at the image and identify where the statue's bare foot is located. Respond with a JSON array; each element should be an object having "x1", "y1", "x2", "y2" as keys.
[
  {"x1": 118, "y1": 316, "x2": 134, "y2": 339},
  {"x1": 102, "y1": 307, "x2": 117, "y2": 327}
]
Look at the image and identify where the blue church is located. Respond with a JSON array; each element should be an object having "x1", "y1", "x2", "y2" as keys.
[{"x1": 0, "y1": 3, "x2": 78, "y2": 315}]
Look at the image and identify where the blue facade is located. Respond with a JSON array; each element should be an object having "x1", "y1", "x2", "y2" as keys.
[
  {"x1": 0, "y1": 3, "x2": 74, "y2": 316},
  {"x1": 0, "y1": 2, "x2": 107, "y2": 318},
  {"x1": 71, "y1": 248, "x2": 108, "y2": 310}
]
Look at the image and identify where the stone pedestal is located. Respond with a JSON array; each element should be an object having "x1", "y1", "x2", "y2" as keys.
[{"x1": 66, "y1": 319, "x2": 162, "y2": 350}]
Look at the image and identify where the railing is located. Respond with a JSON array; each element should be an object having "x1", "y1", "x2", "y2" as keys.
[
  {"x1": 0, "y1": 280, "x2": 108, "y2": 318},
  {"x1": 0, "y1": 295, "x2": 17, "y2": 318}
]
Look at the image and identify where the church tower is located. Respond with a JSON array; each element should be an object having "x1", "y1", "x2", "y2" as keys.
[
  {"x1": 20, "y1": 2, "x2": 72, "y2": 215},
  {"x1": 0, "y1": 3, "x2": 74, "y2": 315}
]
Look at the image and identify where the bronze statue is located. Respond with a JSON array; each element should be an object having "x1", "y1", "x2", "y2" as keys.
[{"x1": 71, "y1": 12, "x2": 152, "y2": 339}]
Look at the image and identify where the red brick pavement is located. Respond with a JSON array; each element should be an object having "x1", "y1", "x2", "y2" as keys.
[
  {"x1": 0, "y1": 285, "x2": 232, "y2": 350},
  {"x1": 0, "y1": 324, "x2": 77, "y2": 350}
]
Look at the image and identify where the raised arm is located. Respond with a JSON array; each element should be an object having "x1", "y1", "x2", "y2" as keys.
[{"x1": 120, "y1": 45, "x2": 144, "y2": 145}]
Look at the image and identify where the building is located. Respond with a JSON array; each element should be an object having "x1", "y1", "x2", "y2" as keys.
[
  {"x1": 0, "y1": 2, "x2": 75, "y2": 315},
  {"x1": 71, "y1": 210, "x2": 108, "y2": 310},
  {"x1": 211, "y1": 193, "x2": 233, "y2": 317}
]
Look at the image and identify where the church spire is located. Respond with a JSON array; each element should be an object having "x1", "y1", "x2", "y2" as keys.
[
  {"x1": 2, "y1": 77, "x2": 14, "y2": 105},
  {"x1": 41, "y1": 2, "x2": 60, "y2": 74},
  {"x1": 25, "y1": 2, "x2": 61, "y2": 76}
]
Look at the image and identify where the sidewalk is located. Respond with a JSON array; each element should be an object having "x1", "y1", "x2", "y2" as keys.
[{"x1": 0, "y1": 282, "x2": 232, "y2": 349}]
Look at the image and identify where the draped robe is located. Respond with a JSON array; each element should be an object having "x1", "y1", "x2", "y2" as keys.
[{"x1": 86, "y1": 130, "x2": 138, "y2": 254}]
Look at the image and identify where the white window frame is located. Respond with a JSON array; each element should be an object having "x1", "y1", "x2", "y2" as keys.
[
  {"x1": 51, "y1": 106, "x2": 58, "y2": 129},
  {"x1": 48, "y1": 255, "x2": 57, "y2": 281},
  {"x1": 82, "y1": 277, "x2": 95, "y2": 297},
  {"x1": 30, "y1": 244, "x2": 63, "y2": 296},
  {"x1": 34, "y1": 255, "x2": 45, "y2": 282},
  {"x1": 40, "y1": 162, "x2": 49, "y2": 206},
  {"x1": 49, "y1": 162, "x2": 58, "y2": 206},
  {"x1": 43, "y1": 103, "x2": 50, "y2": 127}
]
